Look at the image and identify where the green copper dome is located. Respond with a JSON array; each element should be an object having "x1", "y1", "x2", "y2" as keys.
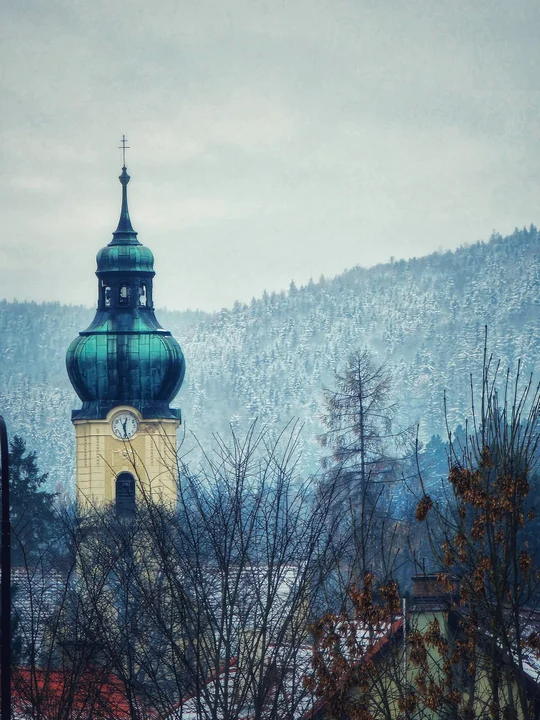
[
  {"x1": 96, "y1": 243, "x2": 155, "y2": 274},
  {"x1": 66, "y1": 165, "x2": 185, "y2": 421}
]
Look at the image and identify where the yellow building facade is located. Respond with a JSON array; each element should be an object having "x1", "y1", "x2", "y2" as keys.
[{"x1": 73, "y1": 406, "x2": 179, "y2": 507}]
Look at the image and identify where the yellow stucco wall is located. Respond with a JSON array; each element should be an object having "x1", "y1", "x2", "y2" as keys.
[{"x1": 74, "y1": 405, "x2": 178, "y2": 508}]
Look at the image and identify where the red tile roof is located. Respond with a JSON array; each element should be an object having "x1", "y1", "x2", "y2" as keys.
[{"x1": 11, "y1": 667, "x2": 134, "y2": 720}]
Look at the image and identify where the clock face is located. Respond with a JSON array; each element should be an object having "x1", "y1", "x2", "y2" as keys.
[{"x1": 112, "y1": 412, "x2": 138, "y2": 440}]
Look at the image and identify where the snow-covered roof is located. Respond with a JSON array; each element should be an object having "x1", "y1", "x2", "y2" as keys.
[{"x1": 166, "y1": 645, "x2": 317, "y2": 720}]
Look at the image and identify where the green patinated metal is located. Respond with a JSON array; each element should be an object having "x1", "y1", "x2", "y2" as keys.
[
  {"x1": 96, "y1": 243, "x2": 155, "y2": 274},
  {"x1": 66, "y1": 166, "x2": 185, "y2": 421}
]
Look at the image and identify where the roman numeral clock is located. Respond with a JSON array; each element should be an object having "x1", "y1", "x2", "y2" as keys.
[{"x1": 66, "y1": 148, "x2": 185, "y2": 513}]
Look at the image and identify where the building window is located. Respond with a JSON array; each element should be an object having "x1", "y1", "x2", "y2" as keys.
[
  {"x1": 139, "y1": 283, "x2": 148, "y2": 307},
  {"x1": 116, "y1": 472, "x2": 136, "y2": 518},
  {"x1": 119, "y1": 284, "x2": 130, "y2": 305},
  {"x1": 104, "y1": 286, "x2": 112, "y2": 307}
]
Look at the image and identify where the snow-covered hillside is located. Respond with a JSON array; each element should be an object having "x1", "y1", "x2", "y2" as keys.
[{"x1": 0, "y1": 227, "x2": 537, "y2": 493}]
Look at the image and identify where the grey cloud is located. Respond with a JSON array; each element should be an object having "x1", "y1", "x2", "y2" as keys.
[{"x1": 1, "y1": 0, "x2": 540, "y2": 310}]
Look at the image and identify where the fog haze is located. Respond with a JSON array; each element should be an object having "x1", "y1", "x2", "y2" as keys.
[{"x1": 1, "y1": 0, "x2": 539, "y2": 310}]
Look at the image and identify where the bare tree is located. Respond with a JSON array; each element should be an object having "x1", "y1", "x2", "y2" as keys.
[
  {"x1": 319, "y1": 349, "x2": 414, "y2": 593},
  {"x1": 9, "y1": 509, "x2": 136, "y2": 720},
  {"x1": 309, "y1": 340, "x2": 540, "y2": 720},
  {"x1": 60, "y1": 422, "x2": 345, "y2": 720},
  {"x1": 415, "y1": 336, "x2": 540, "y2": 719}
]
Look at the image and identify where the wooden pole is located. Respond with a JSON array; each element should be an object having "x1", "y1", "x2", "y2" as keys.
[{"x1": 0, "y1": 416, "x2": 11, "y2": 720}]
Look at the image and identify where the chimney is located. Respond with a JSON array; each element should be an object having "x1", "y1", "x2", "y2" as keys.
[{"x1": 411, "y1": 573, "x2": 460, "y2": 610}]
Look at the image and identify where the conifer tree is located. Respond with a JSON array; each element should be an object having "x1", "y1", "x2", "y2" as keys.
[
  {"x1": 1, "y1": 436, "x2": 57, "y2": 564},
  {"x1": 319, "y1": 350, "x2": 413, "y2": 585}
]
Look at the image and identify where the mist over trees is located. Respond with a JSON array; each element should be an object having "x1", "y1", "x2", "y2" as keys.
[{"x1": 0, "y1": 227, "x2": 538, "y2": 496}]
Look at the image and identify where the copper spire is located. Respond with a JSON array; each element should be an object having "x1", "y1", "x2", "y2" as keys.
[{"x1": 112, "y1": 135, "x2": 138, "y2": 243}]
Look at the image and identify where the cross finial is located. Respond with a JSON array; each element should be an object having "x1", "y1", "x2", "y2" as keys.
[{"x1": 118, "y1": 134, "x2": 130, "y2": 168}]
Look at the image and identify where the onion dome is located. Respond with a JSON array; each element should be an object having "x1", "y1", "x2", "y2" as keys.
[{"x1": 66, "y1": 164, "x2": 185, "y2": 421}]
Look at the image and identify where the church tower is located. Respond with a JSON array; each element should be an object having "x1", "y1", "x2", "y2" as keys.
[{"x1": 66, "y1": 156, "x2": 185, "y2": 511}]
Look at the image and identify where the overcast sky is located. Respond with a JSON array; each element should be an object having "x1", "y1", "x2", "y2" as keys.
[{"x1": 1, "y1": 0, "x2": 539, "y2": 312}]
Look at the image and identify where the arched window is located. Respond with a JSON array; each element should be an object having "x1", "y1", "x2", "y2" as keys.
[
  {"x1": 101, "y1": 280, "x2": 112, "y2": 307},
  {"x1": 116, "y1": 472, "x2": 136, "y2": 518},
  {"x1": 139, "y1": 283, "x2": 148, "y2": 307},
  {"x1": 119, "y1": 284, "x2": 131, "y2": 305}
]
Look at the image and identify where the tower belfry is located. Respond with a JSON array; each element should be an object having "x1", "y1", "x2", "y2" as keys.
[{"x1": 66, "y1": 148, "x2": 185, "y2": 509}]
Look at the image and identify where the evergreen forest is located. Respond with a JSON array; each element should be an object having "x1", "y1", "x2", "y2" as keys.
[{"x1": 0, "y1": 225, "x2": 538, "y2": 495}]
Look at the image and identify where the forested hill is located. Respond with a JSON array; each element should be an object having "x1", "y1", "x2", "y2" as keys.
[{"x1": 0, "y1": 227, "x2": 538, "y2": 494}]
